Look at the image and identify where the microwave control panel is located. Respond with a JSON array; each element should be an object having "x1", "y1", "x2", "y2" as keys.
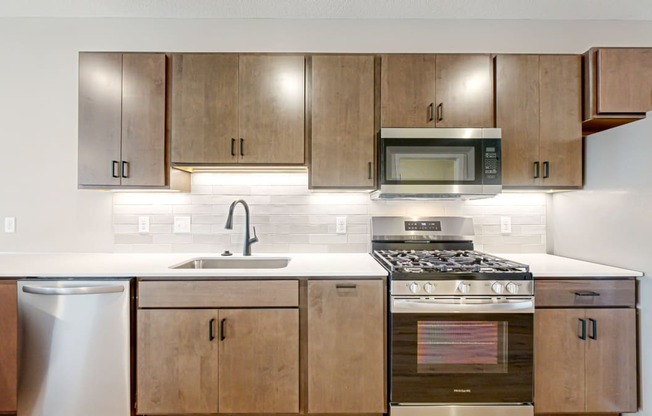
[{"x1": 483, "y1": 141, "x2": 501, "y2": 182}]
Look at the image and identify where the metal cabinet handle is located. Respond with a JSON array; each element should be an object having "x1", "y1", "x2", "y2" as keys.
[
  {"x1": 22, "y1": 285, "x2": 125, "y2": 296},
  {"x1": 428, "y1": 103, "x2": 435, "y2": 122},
  {"x1": 578, "y1": 318, "x2": 587, "y2": 340},
  {"x1": 112, "y1": 161, "x2": 120, "y2": 178},
  {"x1": 336, "y1": 283, "x2": 357, "y2": 289},
  {"x1": 239, "y1": 138, "x2": 244, "y2": 157},
  {"x1": 575, "y1": 291, "x2": 600, "y2": 297},
  {"x1": 368, "y1": 162, "x2": 373, "y2": 180},
  {"x1": 533, "y1": 162, "x2": 540, "y2": 179},
  {"x1": 543, "y1": 161, "x2": 550, "y2": 179},
  {"x1": 220, "y1": 318, "x2": 227, "y2": 341},
  {"x1": 437, "y1": 103, "x2": 444, "y2": 121},
  {"x1": 209, "y1": 318, "x2": 216, "y2": 341},
  {"x1": 121, "y1": 161, "x2": 129, "y2": 178},
  {"x1": 230, "y1": 138, "x2": 236, "y2": 157},
  {"x1": 589, "y1": 318, "x2": 598, "y2": 340}
]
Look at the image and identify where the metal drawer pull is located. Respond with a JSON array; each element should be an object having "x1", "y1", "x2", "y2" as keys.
[
  {"x1": 578, "y1": 318, "x2": 587, "y2": 340},
  {"x1": 428, "y1": 103, "x2": 435, "y2": 122},
  {"x1": 112, "y1": 160, "x2": 120, "y2": 178},
  {"x1": 533, "y1": 161, "x2": 540, "y2": 179},
  {"x1": 368, "y1": 162, "x2": 373, "y2": 180},
  {"x1": 543, "y1": 161, "x2": 550, "y2": 179},
  {"x1": 209, "y1": 318, "x2": 216, "y2": 341},
  {"x1": 240, "y1": 138, "x2": 244, "y2": 157},
  {"x1": 575, "y1": 291, "x2": 600, "y2": 297},
  {"x1": 589, "y1": 318, "x2": 598, "y2": 340},
  {"x1": 437, "y1": 103, "x2": 444, "y2": 121},
  {"x1": 121, "y1": 161, "x2": 129, "y2": 178},
  {"x1": 230, "y1": 138, "x2": 236, "y2": 156},
  {"x1": 336, "y1": 283, "x2": 357, "y2": 289},
  {"x1": 220, "y1": 318, "x2": 227, "y2": 341}
]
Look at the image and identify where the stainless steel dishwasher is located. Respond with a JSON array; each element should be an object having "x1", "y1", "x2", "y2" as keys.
[{"x1": 17, "y1": 279, "x2": 132, "y2": 416}]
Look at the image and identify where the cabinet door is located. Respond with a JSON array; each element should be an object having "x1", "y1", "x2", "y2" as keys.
[
  {"x1": 534, "y1": 309, "x2": 585, "y2": 413},
  {"x1": 170, "y1": 53, "x2": 239, "y2": 164},
  {"x1": 121, "y1": 53, "x2": 166, "y2": 186},
  {"x1": 435, "y1": 54, "x2": 494, "y2": 128},
  {"x1": 137, "y1": 309, "x2": 219, "y2": 414},
  {"x1": 307, "y1": 280, "x2": 386, "y2": 413},
  {"x1": 495, "y1": 55, "x2": 541, "y2": 187},
  {"x1": 310, "y1": 55, "x2": 376, "y2": 188},
  {"x1": 238, "y1": 55, "x2": 305, "y2": 164},
  {"x1": 78, "y1": 52, "x2": 122, "y2": 186},
  {"x1": 585, "y1": 308, "x2": 637, "y2": 413},
  {"x1": 381, "y1": 54, "x2": 437, "y2": 127},
  {"x1": 539, "y1": 55, "x2": 582, "y2": 187},
  {"x1": 597, "y1": 48, "x2": 652, "y2": 113},
  {"x1": 0, "y1": 281, "x2": 17, "y2": 412},
  {"x1": 218, "y1": 309, "x2": 299, "y2": 413}
]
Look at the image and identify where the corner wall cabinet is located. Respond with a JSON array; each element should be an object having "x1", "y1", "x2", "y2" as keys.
[
  {"x1": 534, "y1": 279, "x2": 637, "y2": 414},
  {"x1": 78, "y1": 52, "x2": 179, "y2": 189},
  {"x1": 0, "y1": 280, "x2": 17, "y2": 412},
  {"x1": 583, "y1": 47, "x2": 652, "y2": 134},
  {"x1": 381, "y1": 54, "x2": 494, "y2": 128},
  {"x1": 170, "y1": 54, "x2": 305, "y2": 167},
  {"x1": 308, "y1": 55, "x2": 377, "y2": 189},
  {"x1": 495, "y1": 54, "x2": 582, "y2": 188}
]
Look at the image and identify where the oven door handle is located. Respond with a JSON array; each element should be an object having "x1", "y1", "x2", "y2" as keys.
[{"x1": 391, "y1": 298, "x2": 534, "y2": 314}]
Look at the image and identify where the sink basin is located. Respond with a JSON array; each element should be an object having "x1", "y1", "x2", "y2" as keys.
[{"x1": 170, "y1": 256, "x2": 291, "y2": 270}]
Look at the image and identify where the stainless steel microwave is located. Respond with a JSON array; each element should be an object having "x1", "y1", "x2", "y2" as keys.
[{"x1": 372, "y1": 128, "x2": 502, "y2": 199}]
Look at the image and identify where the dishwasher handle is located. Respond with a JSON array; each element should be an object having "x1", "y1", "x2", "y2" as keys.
[{"x1": 22, "y1": 285, "x2": 125, "y2": 296}]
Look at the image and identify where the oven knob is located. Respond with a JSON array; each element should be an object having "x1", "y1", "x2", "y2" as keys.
[
  {"x1": 457, "y1": 282, "x2": 471, "y2": 294},
  {"x1": 408, "y1": 282, "x2": 420, "y2": 294},
  {"x1": 424, "y1": 282, "x2": 435, "y2": 293},
  {"x1": 491, "y1": 282, "x2": 504, "y2": 294},
  {"x1": 506, "y1": 282, "x2": 519, "y2": 294}
]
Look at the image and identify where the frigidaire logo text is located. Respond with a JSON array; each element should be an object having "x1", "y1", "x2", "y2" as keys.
[{"x1": 454, "y1": 389, "x2": 472, "y2": 393}]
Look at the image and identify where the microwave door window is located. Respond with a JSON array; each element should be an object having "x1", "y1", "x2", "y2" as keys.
[{"x1": 387, "y1": 146, "x2": 476, "y2": 182}]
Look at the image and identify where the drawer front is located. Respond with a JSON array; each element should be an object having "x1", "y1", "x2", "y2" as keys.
[
  {"x1": 138, "y1": 280, "x2": 299, "y2": 308},
  {"x1": 535, "y1": 279, "x2": 635, "y2": 307}
]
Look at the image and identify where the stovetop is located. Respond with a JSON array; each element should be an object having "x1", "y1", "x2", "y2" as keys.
[{"x1": 373, "y1": 249, "x2": 532, "y2": 281}]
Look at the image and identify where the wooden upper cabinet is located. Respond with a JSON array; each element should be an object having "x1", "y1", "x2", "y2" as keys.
[
  {"x1": 307, "y1": 280, "x2": 386, "y2": 413},
  {"x1": 309, "y1": 55, "x2": 376, "y2": 189},
  {"x1": 170, "y1": 54, "x2": 305, "y2": 166},
  {"x1": 496, "y1": 54, "x2": 581, "y2": 188},
  {"x1": 381, "y1": 54, "x2": 493, "y2": 128},
  {"x1": 239, "y1": 55, "x2": 305, "y2": 164},
  {"x1": 79, "y1": 52, "x2": 170, "y2": 188},
  {"x1": 583, "y1": 47, "x2": 652, "y2": 134},
  {"x1": 435, "y1": 54, "x2": 494, "y2": 128},
  {"x1": 0, "y1": 281, "x2": 17, "y2": 413},
  {"x1": 170, "y1": 54, "x2": 239, "y2": 165}
]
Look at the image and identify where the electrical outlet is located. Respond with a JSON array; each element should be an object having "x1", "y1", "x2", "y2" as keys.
[
  {"x1": 138, "y1": 216, "x2": 150, "y2": 234},
  {"x1": 336, "y1": 216, "x2": 347, "y2": 234},
  {"x1": 4, "y1": 217, "x2": 16, "y2": 233},
  {"x1": 500, "y1": 216, "x2": 512, "y2": 234},
  {"x1": 173, "y1": 216, "x2": 191, "y2": 234}
]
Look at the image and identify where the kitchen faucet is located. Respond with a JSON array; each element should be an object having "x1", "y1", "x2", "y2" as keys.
[{"x1": 224, "y1": 199, "x2": 258, "y2": 256}]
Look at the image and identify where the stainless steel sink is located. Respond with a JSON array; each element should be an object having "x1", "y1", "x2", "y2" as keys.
[{"x1": 170, "y1": 256, "x2": 291, "y2": 269}]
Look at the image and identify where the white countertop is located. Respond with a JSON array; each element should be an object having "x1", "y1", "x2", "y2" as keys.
[
  {"x1": 0, "y1": 252, "x2": 388, "y2": 278},
  {"x1": 0, "y1": 252, "x2": 642, "y2": 279},
  {"x1": 494, "y1": 253, "x2": 643, "y2": 278}
]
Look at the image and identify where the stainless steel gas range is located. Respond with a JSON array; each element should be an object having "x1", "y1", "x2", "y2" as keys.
[{"x1": 372, "y1": 216, "x2": 534, "y2": 416}]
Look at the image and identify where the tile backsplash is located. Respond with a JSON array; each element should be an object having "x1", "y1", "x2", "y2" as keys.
[{"x1": 113, "y1": 172, "x2": 547, "y2": 254}]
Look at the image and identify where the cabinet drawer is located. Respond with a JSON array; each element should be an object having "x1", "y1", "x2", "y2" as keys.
[
  {"x1": 138, "y1": 280, "x2": 298, "y2": 308},
  {"x1": 535, "y1": 279, "x2": 635, "y2": 307}
]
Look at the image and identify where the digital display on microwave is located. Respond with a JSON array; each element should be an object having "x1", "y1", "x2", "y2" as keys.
[{"x1": 405, "y1": 221, "x2": 442, "y2": 231}]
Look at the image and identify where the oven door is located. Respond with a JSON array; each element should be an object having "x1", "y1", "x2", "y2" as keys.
[{"x1": 390, "y1": 297, "x2": 533, "y2": 404}]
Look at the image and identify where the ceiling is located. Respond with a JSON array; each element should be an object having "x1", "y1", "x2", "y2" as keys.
[{"x1": 3, "y1": 0, "x2": 652, "y2": 20}]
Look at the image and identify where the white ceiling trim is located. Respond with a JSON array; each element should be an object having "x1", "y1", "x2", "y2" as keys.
[{"x1": 2, "y1": 0, "x2": 652, "y2": 20}]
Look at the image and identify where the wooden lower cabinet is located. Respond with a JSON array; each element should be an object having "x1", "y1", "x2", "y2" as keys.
[
  {"x1": 137, "y1": 308, "x2": 299, "y2": 415},
  {"x1": 307, "y1": 279, "x2": 386, "y2": 413},
  {"x1": 534, "y1": 308, "x2": 637, "y2": 414},
  {"x1": 0, "y1": 280, "x2": 17, "y2": 413}
]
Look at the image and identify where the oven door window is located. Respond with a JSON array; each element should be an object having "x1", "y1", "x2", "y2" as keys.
[
  {"x1": 391, "y1": 312, "x2": 533, "y2": 404},
  {"x1": 382, "y1": 139, "x2": 483, "y2": 184}
]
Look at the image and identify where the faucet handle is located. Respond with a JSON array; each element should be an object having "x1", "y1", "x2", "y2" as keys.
[{"x1": 250, "y1": 226, "x2": 259, "y2": 244}]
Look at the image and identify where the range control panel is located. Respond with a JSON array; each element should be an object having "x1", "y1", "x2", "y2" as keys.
[{"x1": 405, "y1": 221, "x2": 442, "y2": 231}]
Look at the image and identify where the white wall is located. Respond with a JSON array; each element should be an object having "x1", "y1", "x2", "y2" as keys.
[
  {"x1": 1, "y1": 17, "x2": 652, "y2": 252},
  {"x1": 550, "y1": 116, "x2": 652, "y2": 415}
]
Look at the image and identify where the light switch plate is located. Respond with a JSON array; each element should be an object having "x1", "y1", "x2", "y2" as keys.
[
  {"x1": 138, "y1": 216, "x2": 150, "y2": 234},
  {"x1": 173, "y1": 216, "x2": 191, "y2": 234},
  {"x1": 4, "y1": 217, "x2": 16, "y2": 233},
  {"x1": 336, "y1": 216, "x2": 347, "y2": 234},
  {"x1": 500, "y1": 216, "x2": 512, "y2": 234}
]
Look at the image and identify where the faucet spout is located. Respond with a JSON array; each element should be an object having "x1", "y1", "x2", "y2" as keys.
[{"x1": 224, "y1": 199, "x2": 258, "y2": 256}]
